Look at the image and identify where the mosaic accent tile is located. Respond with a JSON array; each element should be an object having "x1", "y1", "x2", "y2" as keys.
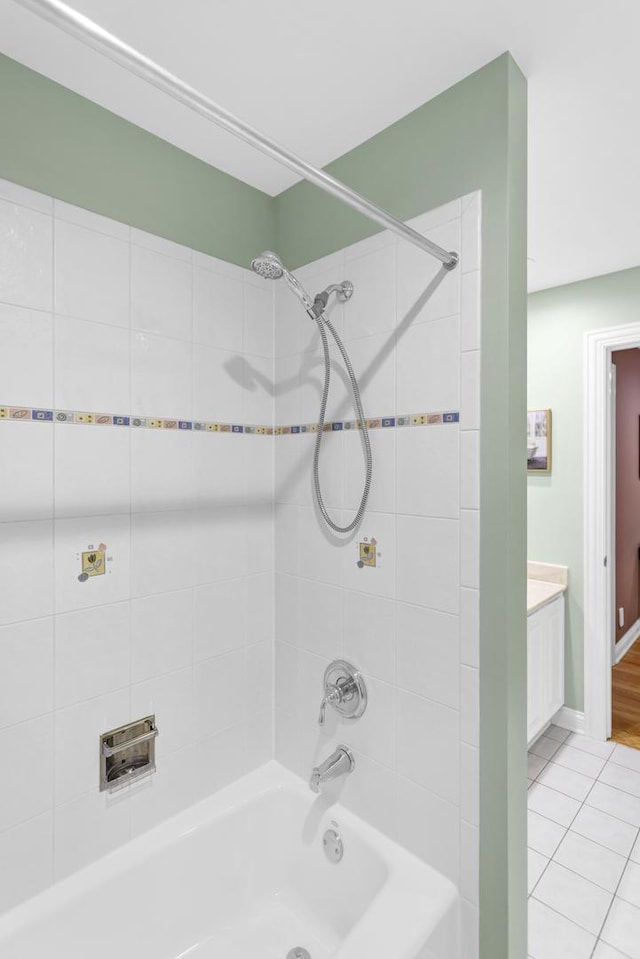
[{"x1": 0, "y1": 404, "x2": 460, "y2": 436}]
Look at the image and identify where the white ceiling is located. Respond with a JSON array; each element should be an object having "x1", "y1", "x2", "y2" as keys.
[{"x1": 1, "y1": 0, "x2": 639, "y2": 292}]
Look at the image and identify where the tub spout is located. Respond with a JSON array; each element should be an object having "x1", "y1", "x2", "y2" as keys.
[{"x1": 309, "y1": 745, "x2": 355, "y2": 793}]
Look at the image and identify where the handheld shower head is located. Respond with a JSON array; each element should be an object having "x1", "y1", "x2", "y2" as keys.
[
  {"x1": 250, "y1": 250, "x2": 284, "y2": 280},
  {"x1": 250, "y1": 250, "x2": 315, "y2": 316}
]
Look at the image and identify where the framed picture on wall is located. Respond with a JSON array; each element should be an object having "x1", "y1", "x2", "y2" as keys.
[{"x1": 527, "y1": 409, "x2": 552, "y2": 473}]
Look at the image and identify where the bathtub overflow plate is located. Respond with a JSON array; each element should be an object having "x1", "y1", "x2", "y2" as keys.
[
  {"x1": 287, "y1": 950, "x2": 311, "y2": 959},
  {"x1": 323, "y1": 827, "x2": 344, "y2": 863}
]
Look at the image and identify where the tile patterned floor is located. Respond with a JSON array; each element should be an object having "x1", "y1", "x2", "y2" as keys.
[{"x1": 528, "y1": 725, "x2": 640, "y2": 959}]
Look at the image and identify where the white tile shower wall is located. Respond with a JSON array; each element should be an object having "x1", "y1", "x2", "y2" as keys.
[
  {"x1": 0, "y1": 179, "x2": 275, "y2": 911},
  {"x1": 274, "y1": 194, "x2": 481, "y2": 956}
]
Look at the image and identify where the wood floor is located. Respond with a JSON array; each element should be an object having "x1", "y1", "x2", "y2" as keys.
[{"x1": 611, "y1": 636, "x2": 640, "y2": 748}]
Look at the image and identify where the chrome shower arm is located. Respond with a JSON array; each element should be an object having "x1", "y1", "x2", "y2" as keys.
[{"x1": 13, "y1": 0, "x2": 459, "y2": 271}]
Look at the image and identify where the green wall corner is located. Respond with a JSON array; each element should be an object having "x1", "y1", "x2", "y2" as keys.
[{"x1": 0, "y1": 52, "x2": 274, "y2": 267}]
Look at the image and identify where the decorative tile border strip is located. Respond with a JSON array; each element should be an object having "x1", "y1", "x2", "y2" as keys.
[{"x1": 0, "y1": 405, "x2": 459, "y2": 434}]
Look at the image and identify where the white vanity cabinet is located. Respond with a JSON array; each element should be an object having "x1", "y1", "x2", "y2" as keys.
[{"x1": 527, "y1": 594, "x2": 565, "y2": 746}]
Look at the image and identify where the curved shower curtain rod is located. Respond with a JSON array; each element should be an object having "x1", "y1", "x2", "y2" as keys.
[{"x1": 13, "y1": 0, "x2": 459, "y2": 270}]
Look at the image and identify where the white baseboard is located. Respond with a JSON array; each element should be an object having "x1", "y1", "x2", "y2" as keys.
[
  {"x1": 553, "y1": 706, "x2": 585, "y2": 735},
  {"x1": 614, "y1": 618, "x2": 640, "y2": 665}
]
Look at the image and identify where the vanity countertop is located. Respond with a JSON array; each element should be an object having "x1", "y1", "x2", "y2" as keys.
[
  {"x1": 527, "y1": 579, "x2": 567, "y2": 615},
  {"x1": 527, "y1": 561, "x2": 569, "y2": 616}
]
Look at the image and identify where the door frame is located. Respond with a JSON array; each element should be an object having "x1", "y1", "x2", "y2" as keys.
[{"x1": 584, "y1": 322, "x2": 640, "y2": 740}]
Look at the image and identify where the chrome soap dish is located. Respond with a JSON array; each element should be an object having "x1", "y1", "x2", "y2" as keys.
[{"x1": 100, "y1": 715, "x2": 158, "y2": 792}]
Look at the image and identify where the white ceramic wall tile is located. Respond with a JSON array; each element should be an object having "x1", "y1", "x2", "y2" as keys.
[
  {"x1": 460, "y1": 665, "x2": 479, "y2": 747},
  {"x1": 396, "y1": 219, "x2": 461, "y2": 327},
  {"x1": 54, "y1": 514, "x2": 131, "y2": 613},
  {"x1": 193, "y1": 431, "x2": 248, "y2": 509},
  {"x1": 131, "y1": 429, "x2": 194, "y2": 513},
  {"x1": 245, "y1": 572, "x2": 274, "y2": 647},
  {"x1": 0, "y1": 197, "x2": 53, "y2": 311},
  {"x1": 54, "y1": 424, "x2": 130, "y2": 518},
  {"x1": 244, "y1": 281, "x2": 274, "y2": 358},
  {"x1": 344, "y1": 426, "x2": 395, "y2": 514},
  {"x1": 131, "y1": 588, "x2": 193, "y2": 682},
  {"x1": 243, "y1": 354, "x2": 274, "y2": 424},
  {"x1": 460, "y1": 431, "x2": 480, "y2": 510},
  {"x1": 396, "y1": 426, "x2": 459, "y2": 518},
  {"x1": 0, "y1": 813, "x2": 53, "y2": 913},
  {"x1": 460, "y1": 744, "x2": 479, "y2": 826},
  {"x1": 55, "y1": 601, "x2": 130, "y2": 707},
  {"x1": 396, "y1": 315, "x2": 460, "y2": 414},
  {"x1": 245, "y1": 641, "x2": 273, "y2": 717},
  {"x1": 194, "y1": 578, "x2": 245, "y2": 661},
  {"x1": 461, "y1": 271, "x2": 480, "y2": 352},
  {"x1": 55, "y1": 315, "x2": 130, "y2": 414},
  {"x1": 297, "y1": 578, "x2": 343, "y2": 659},
  {"x1": 396, "y1": 602, "x2": 459, "y2": 708},
  {"x1": 130, "y1": 745, "x2": 195, "y2": 837},
  {"x1": 0, "y1": 715, "x2": 53, "y2": 830},
  {"x1": 460, "y1": 350, "x2": 480, "y2": 431},
  {"x1": 0, "y1": 421, "x2": 53, "y2": 522},
  {"x1": 193, "y1": 343, "x2": 245, "y2": 422},
  {"x1": 343, "y1": 243, "x2": 397, "y2": 341},
  {"x1": 397, "y1": 514, "x2": 459, "y2": 612},
  {"x1": 459, "y1": 587, "x2": 480, "y2": 668},
  {"x1": 0, "y1": 617, "x2": 53, "y2": 729},
  {"x1": 195, "y1": 650, "x2": 244, "y2": 740},
  {"x1": 343, "y1": 590, "x2": 396, "y2": 682},
  {"x1": 194, "y1": 723, "x2": 246, "y2": 801},
  {"x1": 132, "y1": 667, "x2": 194, "y2": 757},
  {"x1": 460, "y1": 509, "x2": 480, "y2": 589},
  {"x1": 0, "y1": 520, "x2": 53, "y2": 625},
  {"x1": 131, "y1": 244, "x2": 192, "y2": 340},
  {"x1": 395, "y1": 775, "x2": 459, "y2": 883},
  {"x1": 131, "y1": 329, "x2": 192, "y2": 419},
  {"x1": 130, "y1": 509, "x2": 195, "y2": 598},
  {"x1": 55, "y1": 219, "x2": 129, "y2": 328},
  {"x1": 397, "y1": 690, "x2": 459, "y2": 803},
  {"x1": 54, "y1": 688, "x2": 130, "y2": 806},
  {"x1": 0, "y1": 303, "x2": 53, "y2": 407},
  {"x1": 193, "y1": 265, "x2": 244, "y2": 352},
  {"x1": 460, "y1": 820, "x2": 479, "y2": 904},
  {"x1": 0, "y1": 180, "x2": 278, "y2": 909},
  {"x1": 54, "y1": 789, "x2": 130, "y2": 880}
]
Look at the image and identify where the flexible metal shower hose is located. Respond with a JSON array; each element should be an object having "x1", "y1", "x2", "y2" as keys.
[{"x1": 312, "y1": 312, "x2": 372, "y2": 533}]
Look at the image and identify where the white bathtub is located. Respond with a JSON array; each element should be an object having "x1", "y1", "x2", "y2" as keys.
[{"x1": 0, "y1": 763, "x2": 459, "y2": 959}]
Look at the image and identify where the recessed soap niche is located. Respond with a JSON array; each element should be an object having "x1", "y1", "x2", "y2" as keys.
[{"x1": 100, "y1": 715, "x2": 159, "y2": 792}]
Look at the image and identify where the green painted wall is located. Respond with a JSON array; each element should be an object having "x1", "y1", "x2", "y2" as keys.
[
  {"x1": 0, "y1": 53, "x2": 274, "y2": 266},
  {"x1": 275, "y1": 54, "x2": 529, "y2": 959},
  {"x1": 529, "y1": 266, "x2": 640, "y2": 711},
  {"x1": 0, "y1": 49, "x2": 528, "y2": 957}
]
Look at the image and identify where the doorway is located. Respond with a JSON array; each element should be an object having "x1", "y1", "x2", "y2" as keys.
[{"x1": 584, "y1": 324, "x2": 640, "y2": 746}]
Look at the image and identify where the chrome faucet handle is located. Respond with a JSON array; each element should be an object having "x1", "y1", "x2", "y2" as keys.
[
  {"x1": 318, "y1": 685, "x2": 341, "y2": 726},
  {"x1": 317, "y1": 661, "x2": 367, "y2": 727}
]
